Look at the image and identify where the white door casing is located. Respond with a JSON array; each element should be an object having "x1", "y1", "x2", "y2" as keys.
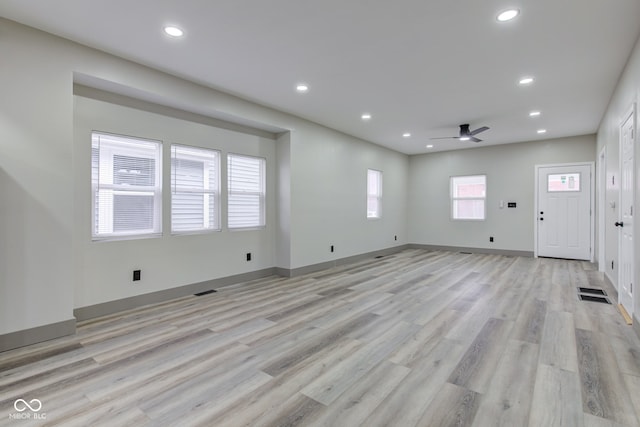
[
  {"x1": 535, "y1": 163, "x2": 593, "y2": 261},
  {"x1": 598, "y1": 147, "x2": 606, "y2": 272},
  {"x1": 619, "y1": 105, "x2": 635, "y2": 317}
]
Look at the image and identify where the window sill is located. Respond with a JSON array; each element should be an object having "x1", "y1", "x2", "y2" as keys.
[
  {"x1": 171, "y1": 229, "x2": 222, "y2": 236},
  {"x1": 92, "y1": 232, "x2": 163, "y2": 243},
  {"x1": 228, "y1": 226, "x2": 267, "y2": 232}
]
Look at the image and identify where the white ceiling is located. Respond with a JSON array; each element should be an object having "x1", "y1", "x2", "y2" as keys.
[{"x1": 2, "y1": 0, "x2": 639, "y2": 154}]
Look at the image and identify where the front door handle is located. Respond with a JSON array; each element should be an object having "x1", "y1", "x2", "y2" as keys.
[{"x1": 615, "y1": 221, "x2": 624, "y2": 227}]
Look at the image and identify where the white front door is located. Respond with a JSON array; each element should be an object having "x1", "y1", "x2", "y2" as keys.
[
  {"x1": 537, "y1": 164, "x2": 592, "y2": 260},
  {"x1": 619, "y1": 108, "x2": 635, "y2": 317}
]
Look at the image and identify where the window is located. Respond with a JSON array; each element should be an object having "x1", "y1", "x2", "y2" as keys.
[
  {"x1": 227, "y1": 154, "x2": 266, "y2": 229},
  {"x1": 548, "y1": 173, "x2": 580, "y2": 192},
  {"x1": 451, "y1": 175, "x2": 486, "y2": 220},
  {"x1": 367, "y1": 169, "x2": 382, "y2": 218},
  {"x1": 171, "y1": 145, "x2": 221, "y2": 233},
  {"x1": 92, "y1": 132, "x2": 162, "y2": 240}
]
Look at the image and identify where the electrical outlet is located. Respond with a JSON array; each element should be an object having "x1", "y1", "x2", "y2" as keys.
[
  {"x1": 246, "y1": 253, "x2": 252, "y2": 261},
  {"x1": 330, "y1": 245, "x2": 334, "y2": 253},
  {"x1": 394, "y1": 235, "x2": 397, "y2": 241},
  {"x1": 133, "y1": 270, "x2": 141, "y2": 281},
  {"x1": 489, "y1": 236, "x2": 494, "y2": 242}
]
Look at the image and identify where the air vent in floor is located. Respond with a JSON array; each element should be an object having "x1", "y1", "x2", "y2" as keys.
[
  {"x1": 577, "y1": 287, "x2": 607, "y2": 296},
  {"x1": 194, "y1": 289, "x2": 217, "y2": 296},
  {"x1": 578, "y1": 294, "x2": 610, "y2": 304}
]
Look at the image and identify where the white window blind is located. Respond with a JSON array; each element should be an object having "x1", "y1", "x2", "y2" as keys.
[
  {"x1": 451, "y1": 175, "x2": 486, "y2": 220},
  {"x1": 367, "y1": 169, "x2": 382, "y2": 218},
  {"x1": 227, "y1": 154, "x2": 265, "y2": 229},
  {"x1": 171, "y1": 145, "x2": 221, "y2": 233},
  {"x1": 92, "y1": 132, "x2": 162, "y2": 240}
]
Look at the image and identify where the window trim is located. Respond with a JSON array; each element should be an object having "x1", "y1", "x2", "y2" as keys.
[
  {"x1": 170, "y1": 144, "x2": 222, "y2": 235},
  {"x1": 91, "y1": 131, "x2": 163, "y2": 241},
  {"x1": 450, "y1": 174, "x2": 487, "y2": 221},
  {"x1": 227, "y1": 153, "x2": 266, "y2": 230},
  {"x1": 367, "y1": 168, "x2": 383, "y2": 219}
]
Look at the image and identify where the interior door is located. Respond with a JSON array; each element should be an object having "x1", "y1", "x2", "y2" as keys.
[
  {"x1": 619, "y1": 109, "x2": 634, "y2": 317},
  {"x1": 537, "y1": 164, "x2": 592, "y2": 260}
]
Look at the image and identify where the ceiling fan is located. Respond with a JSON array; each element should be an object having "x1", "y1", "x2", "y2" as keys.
[{"x1": 430, "y1": 124, "x2": 490, "y2": 143}]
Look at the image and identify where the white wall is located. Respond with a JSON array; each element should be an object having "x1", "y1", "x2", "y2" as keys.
[
  {"x1": 0, "y1": 19, "x2": 408, "y2": 337},
  {"x1": 596, "y1": 32, "x2": 640, "y2": 321},
  {"x1": 289, "y1": 123, "x2": 408, "y2": 268},
  {"x1": 408, "y1": 136, "x2": 596, "y2": 252},
  {"x1": 0, "y1": 20, "x2": 76, "y2": 335},
  {"x1": 276, "y1": 132, "x2": 292, "y2": 270}
]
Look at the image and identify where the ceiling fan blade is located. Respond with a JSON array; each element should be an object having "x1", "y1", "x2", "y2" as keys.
[
  {"x1": 470, "y1": 126, "x2": 489, "y2": 136},
  {"x1": 430, "y1": 124, "x2": 488, "y2": 141}
]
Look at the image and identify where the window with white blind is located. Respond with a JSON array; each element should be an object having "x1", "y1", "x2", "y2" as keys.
[
  {"x1": 367, "y1": 169, "x2": 382, "y2": 218},
  {"x1": 227, "y1": 154, "x2": 266, "y2": 229},
  {"x1": 451, "y1": 175, "x2": 486, "y2": 220},
  {"x1": 91, "y1": 132, "x2": 162, "y2": 240},
  {"x1": 171, "y1": 145, "x2": 220, "y2": 233}
]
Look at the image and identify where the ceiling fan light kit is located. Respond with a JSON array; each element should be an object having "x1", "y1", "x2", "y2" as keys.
[{"x1": 430, "y1": 124, "x2": 490, "y2": 143}]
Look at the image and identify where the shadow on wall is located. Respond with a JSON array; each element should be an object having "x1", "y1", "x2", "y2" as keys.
[{"x1": 0, "y1": 167, "x2": 69, "y2": 333}]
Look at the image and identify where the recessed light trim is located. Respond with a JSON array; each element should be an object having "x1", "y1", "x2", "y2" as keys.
[
  {"x1": 361, "y1": 113, "x2": 372, "y2": 120},
  {"x1": 497, "y1": 9, "x2": 520, "y2": 22},
  {"x1": 296, "y1": 84, "x2": 309, "y2": 93},
  {"x1": 537, "y1": 129, "x2": 547, "y2": 134},
  {"x1": 529, "y1": 111, "x2": 541, "y2": 117},
  {"x1": 403, "y1": 133, "x2": 411, "y2": 138},
  {"x1": 519, "y1": 77, "x2": 534, "y2": 85},
  {"x1": 164, "y1": 26, "x2": 184, "y2": 37}
]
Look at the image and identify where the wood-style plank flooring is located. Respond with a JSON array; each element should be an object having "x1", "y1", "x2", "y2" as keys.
[{"x1": 1, "y1": 250, "x2": 640, "y2": 426}]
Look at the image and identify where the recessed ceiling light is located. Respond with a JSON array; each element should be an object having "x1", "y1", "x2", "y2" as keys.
[
  {"x1": 361, "y1": 113, "x2": 372, "y2": 120},
  {"x1": 537, "y1": 129, "x2": 547, "y2": 134},
  {"x1": 529, "y1": 111, "x2": 541, "y2": 117},
  {"x1": 426, "y1": 144, "x2": 434, "y2": 149},
  {"x1": 519, "y1": 77, "x2": 534, "y2": 85},
  {"x1": 460, "y1": 136, "x2": 471, "y2": 141},
  {"x1": 403, "y1": 133, "x2": 411, "y2": 138},
  {"x1": 296, "y1": 84, "x2": 309, "y2": 93},
  {"x1": 164, "y1": 26, "x2": 184, "y2": 37},
  {"x1": 497, "y1": 9, "x2": 520, "y2": 22}
]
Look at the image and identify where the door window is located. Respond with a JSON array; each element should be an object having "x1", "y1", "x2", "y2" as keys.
[{"x1": 548, "y1": 173, "x2": 580, "y2": 192}]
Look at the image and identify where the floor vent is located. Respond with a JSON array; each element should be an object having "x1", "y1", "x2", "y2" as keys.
[
  {"x1": 578, "y1": 294, "x2": 611, "y2": 304},
  {"x1": 375, "y1": 255, "x2": 385, "y2": 259},
  {"x1": 459, "y1": 252, "x2": 472, "y2": 255},
  {"x1": 194, "y1": 289, "x2": 217, "y2": 296},
  {"x1": 577, "y1": 287, "x2": 607, "y2": 296}
]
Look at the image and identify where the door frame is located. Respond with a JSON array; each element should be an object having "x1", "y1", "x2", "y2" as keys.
[
  {"x1": 598, "y1": 147, "x2": 606, "y2": 272},
  {"x1": 618, "y1": 103, "x2": 635, "y2": 316},
  {"x1": 534, "y1": 162, "x2": 595, "y2": 261}
]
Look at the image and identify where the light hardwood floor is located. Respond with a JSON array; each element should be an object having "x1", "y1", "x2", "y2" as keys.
[{"x1": 1, "y1": 250, "x2": 639, "y2": 426}]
